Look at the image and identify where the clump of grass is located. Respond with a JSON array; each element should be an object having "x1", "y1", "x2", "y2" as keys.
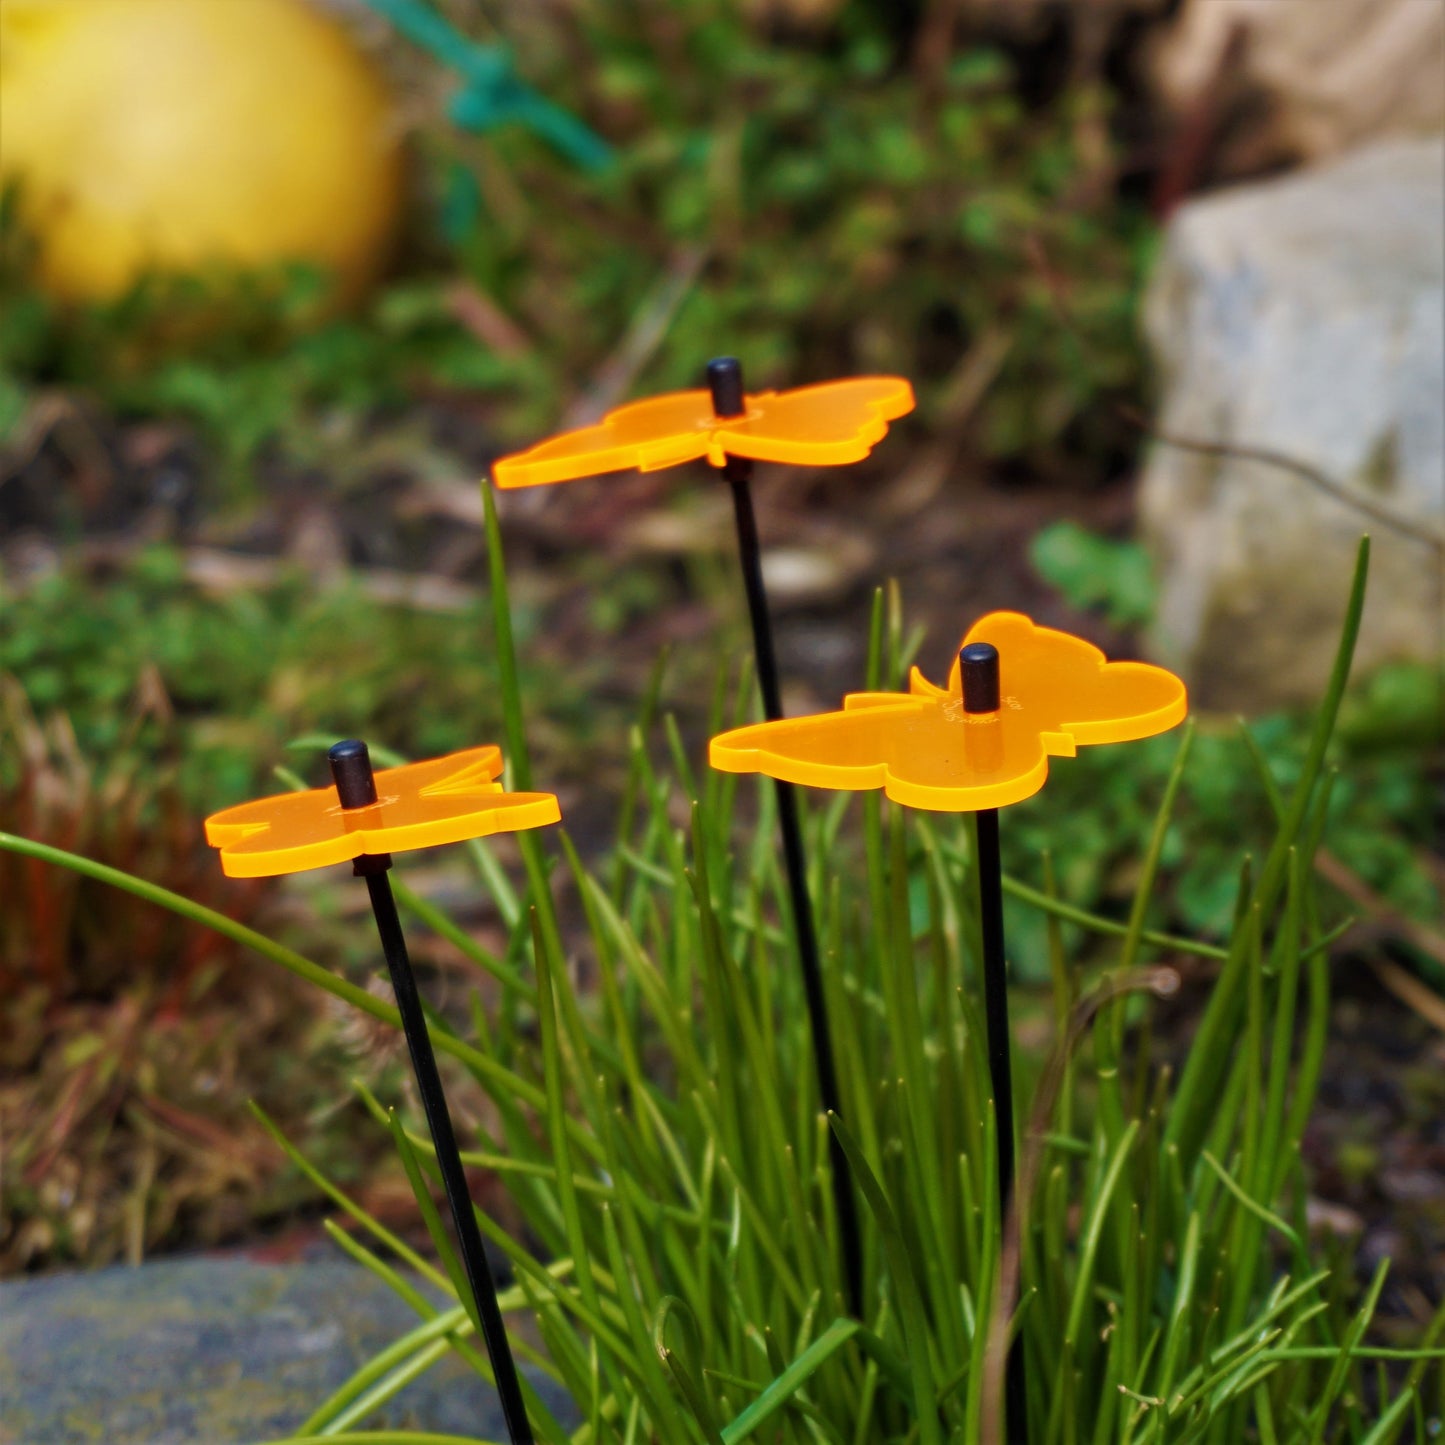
[{"x1": 4, "y1": 535, "x2": 1442, "y2": 1438}]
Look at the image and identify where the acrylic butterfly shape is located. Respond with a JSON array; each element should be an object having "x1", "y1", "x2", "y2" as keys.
[
  {"x1": 491, "y1": 375, "x2": 916, "y2": 487},
  {"x1": 204, "y1": 746, "x2": 560, "y2": 877},
  {"x1": 710, "y1": 612, "x2": 1187, "y2": 812}
]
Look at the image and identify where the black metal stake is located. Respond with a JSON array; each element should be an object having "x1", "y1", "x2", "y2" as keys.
[
  {"x1": 329, "y1": 739, "x2": 534, "y2": 1445},
  {"x1": 959, "y1": 645, "x2": 1028, "y2": 1442},
  {"x1": 706, "y1": 358, "x2": 864, "y2": 1318}
]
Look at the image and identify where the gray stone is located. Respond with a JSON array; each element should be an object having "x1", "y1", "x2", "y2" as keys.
[
  {"x1": 1138, "y1": 135, "x2": 1444, "y2": 710},
  {"x1": 0, "y1": 1255, "x2": 576, "y2": 1444}
]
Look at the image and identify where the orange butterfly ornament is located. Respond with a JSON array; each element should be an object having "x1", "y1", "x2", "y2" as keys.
[
  {"x1": 490, "y1": 362, "x2": 909, "y2": 1319},
  {"x1": 491, "y1": 375, "x2": 915, "y2": 487},
  {"x1": 204, "y1": 746, "x2": 560, "y2": 877},
  {"x1": 709, "y1": 612, "x2": 1187, "y2": 812}
]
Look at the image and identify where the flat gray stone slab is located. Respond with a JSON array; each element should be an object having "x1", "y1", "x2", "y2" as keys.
[{"x1": 0, "y1": 1255, "x2": 574, "y2": 1443}]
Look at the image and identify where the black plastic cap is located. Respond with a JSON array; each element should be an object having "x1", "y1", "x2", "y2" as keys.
[
  {"x1": 329, "y1": 738, "x2": 379, "y2": 810},
  {"x1": 959, "y1": 643, "x2": 1001, "y2": 714},
  {"x1": 706, "y1": 357, "x2": 746, "y2": 418}
]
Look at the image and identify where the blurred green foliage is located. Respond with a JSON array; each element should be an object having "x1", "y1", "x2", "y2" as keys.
[
  {"x1": 1018, "y1": 521, "x2": 1440, "y2": 967},
  {"x1": 1, "y1": 2, "x2": 1150, "y2": 481},
  {"x1": 0, "y1": 547, "x2": 583, "y2": 808},
  {"x1": 0, "y1": 206, "x2": 493, "y2": 482},
  {"x1": 999, "y1": 703, "x2": 1440, "y2": 980},
  {"x1": 470, "y1": 3, "x2": 1151, "y2": 448},
  {"x1": 1028, "y1": 519, "x2": 1157, "y2": 627}
]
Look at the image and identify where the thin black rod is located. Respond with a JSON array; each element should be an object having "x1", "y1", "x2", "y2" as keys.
[
  {"x1": 959, "y1": 647, "x2": 1027, "y2": 1440},
  {"x1": 722, "y1": 455, "x2": 864, "y2": 1318},
  {"x1": 973, "y1": 810, "x2": 1015, "y2": 1217},
  {"x1": 365, "y1": 870, "x2": 536, "y2": 1445},
  {"x1": 328, "y1": 739, "x2": 532, "y2": 1444},
  {"x1": 973, "y1": 807, "x2": 1027, "y2": 1442}
]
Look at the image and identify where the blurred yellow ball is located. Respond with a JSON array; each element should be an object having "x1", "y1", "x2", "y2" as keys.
[{"x1": 0, "y1": 0, "x2": 403, "y2": 305}]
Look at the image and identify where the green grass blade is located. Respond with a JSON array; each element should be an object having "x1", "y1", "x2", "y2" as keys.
[
  {"x1": 248, "y1": 1103, "x2": 448, "y2": 1293},
  {"x1": 655, "y1": 1296, "x2": 726, "y2": 1443},
  {"x1": 1359, "y1": 1388, "x2": 1416, "y2": 1445},
  {"x1": 392, "y1": 877, "x2": 534, "y2": 1002},
  {"x1": 1118, "y1": 720, "x2": 1195, "y2": 976},
  {"x1": 256, "y1": 1433, "x2": 505, "y2": 1444},
  {"x1": 386, "y1": 1108, "x2": 477, "y2": 1334},
  {"x1": 296, "y1": 1308, "x2": 472, "y2": 1434},
  {"x1": 828, "y1": 1112, "x2": 943, "y2": 1445},
  {"x1": 719, "y1": 1318, "x2": 862, "y2": 1443},
  {"x1": 1250, "y1": 535, "x2": 1370, "y2": 919},
  {"x1": 480, "y1": 476, "x2": 532, "y2": 793}
]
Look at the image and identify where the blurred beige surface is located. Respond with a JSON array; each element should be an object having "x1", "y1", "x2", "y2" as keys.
[
  {"x1": 1150, "y1": 0, "x2": 1445, "y2": 170},
  {"x1": 959, "y1": 0, "x2": 1443, "y2": 174}
]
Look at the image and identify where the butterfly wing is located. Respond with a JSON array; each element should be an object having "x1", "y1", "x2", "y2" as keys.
[
  {"x1": 491, "y1": 392, "x2": 714, "y2": 487},
  {"x1": 492, "y1": 376, "x2": 916, "y2": 487},
  {"x1": 709, "y1": 688, "x2": 1052, "y2": 812},
  {"x1": 957, "y1": 612, "x2": 1186, "y2": 748},
  {"x1": 710, "y1": 694, "x2": 924, "y2": 792},
  {"x1": 709, "y1": 377, "x2": 916, "y2": 467},
  {"x1": 363, "y1": 748, "x2": 560, "y2": 854},
  {"x1": 205, "y1": 746, "x2": 560, "y2": 877},
  {"x1": 712, "y1": 613, "x2": 1184, "y2": 815},
  {"x1": 205, "y1": 785, "x2": 354, "y2": 877}
]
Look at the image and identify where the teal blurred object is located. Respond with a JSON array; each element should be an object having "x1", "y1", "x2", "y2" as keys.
[{"x1": 361, "y1": 0, "x2": 612, "y2": 171}]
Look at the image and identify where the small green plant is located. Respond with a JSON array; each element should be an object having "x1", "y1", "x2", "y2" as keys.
[
  {"x1": 1028, "y1": 520, "x2": 1157, "y2": 629},
  {"x1": 5, "y1": 532, "x2": 1443, "y2": 1439}
]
